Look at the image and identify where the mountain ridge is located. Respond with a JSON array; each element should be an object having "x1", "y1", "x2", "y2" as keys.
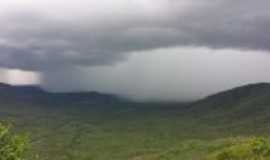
[
  {"x1": 0, "y1": 83, "x2": 122, "y2": 105},
  {"x1": 1, "y1": 82, "x2": 270, "y2": 107},
  {"x1": 191, "y1": 82, "x2": 270, "y2": 108},
  {"x1": 184, "y1": 82, "x2": 270, "y2": 130}
]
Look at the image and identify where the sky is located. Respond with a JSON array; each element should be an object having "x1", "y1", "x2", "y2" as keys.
[{"x1": 0, "y1": 0, "x2": 270, "y2": 101}]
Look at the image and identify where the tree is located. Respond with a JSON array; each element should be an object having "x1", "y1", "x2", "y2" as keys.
[
  {"x1": 207, "y1": 137, "x2": 270, "y2": 160},
  {"x1": 0, "y1": 123, "x2": 28, "y2": 160}
]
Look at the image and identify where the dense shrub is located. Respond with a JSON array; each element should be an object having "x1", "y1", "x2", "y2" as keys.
[
  {"x1": 207, "y1": 137, "x2": 270, "y2": 160},
  {"x1": 0, "y1": 123, "x2": 28, "y2": 160}
]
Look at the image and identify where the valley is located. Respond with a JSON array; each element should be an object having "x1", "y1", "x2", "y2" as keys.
[{"x1": 1, "y1": 83, "x2": 270, "y2": 159}]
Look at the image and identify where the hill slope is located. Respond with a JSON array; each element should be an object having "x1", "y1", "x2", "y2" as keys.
[
  {"x1": 192, "y1": 83, "x2": 270, "y2": 110},
  {"x1": 186, "y1": 83, "x2": 270, "y2": 134}
]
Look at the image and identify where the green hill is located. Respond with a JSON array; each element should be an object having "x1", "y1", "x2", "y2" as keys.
[
  {"x1": 191, "y1": 83, "x2": 270, "y2": 111},
  {"x1": 186, "y1": 83, "x2": 270, "y2": 135}
]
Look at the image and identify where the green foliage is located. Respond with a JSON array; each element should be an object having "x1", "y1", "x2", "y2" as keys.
[
  {"x1": 0, "y1": 123, "x2": 28, "y2": 160},
  {"x1": 3, "y1": 84, "x2": 270, "y2": 160},
  {"x1": 207, "y1": 137, "x2": 270, "y2": 160}
]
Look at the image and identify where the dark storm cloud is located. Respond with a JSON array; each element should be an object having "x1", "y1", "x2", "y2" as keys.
[{"x1": 0, "y1": 0, "x2": 270, "y2": 71}]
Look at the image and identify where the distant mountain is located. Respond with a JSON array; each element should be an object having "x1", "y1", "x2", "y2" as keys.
[
  {"x1": 1, "y1": 82, "x2": 270, "y2": 114},
  {"x1": 0, "y1": 83, "x2": 122, "y2": 105},
  {"x1": 188, "y1": 83, "x2": 270, "y2": 128},
  {"x1": 191, "y1": 83, "x2": 270, "y2": 110}
]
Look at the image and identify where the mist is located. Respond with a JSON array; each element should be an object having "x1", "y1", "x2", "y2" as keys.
[{"x1": 40, "y1": 47, "x2": 270, "y2": 101}]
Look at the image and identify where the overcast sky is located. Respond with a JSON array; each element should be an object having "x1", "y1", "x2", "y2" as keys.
[{"x1": 0, "y1": 0, "x2": 270, "y2": 101}]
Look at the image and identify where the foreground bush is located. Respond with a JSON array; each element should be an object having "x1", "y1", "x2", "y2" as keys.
[
  {"x1": 207, "y1": 137, "x2": 270, "y2": 160},
  {"x1": 0, "y1": 123, "x2": 28, "y2": 160}
]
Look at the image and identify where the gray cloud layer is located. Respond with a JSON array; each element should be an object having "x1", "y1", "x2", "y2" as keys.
[
  {"x1": 0, "y1": 0, "x2": 270, "y2": 70},
  {"x1": 1, "y1": 0, "x2": 270, "y2": 101}
]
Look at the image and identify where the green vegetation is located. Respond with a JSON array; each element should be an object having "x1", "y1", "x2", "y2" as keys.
[
  {"x1": 207, "y1": 137, "x2": 270, "y2": 160},
  {"x1": 0, "y1": 123, "x2": 28, "y2": 160},
  {"x1": 2, "y1": 103, "x2": 270, "y2": 160},
  {"x1": 0, "y1": 83, "x2": 270, "y2": 159}
]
